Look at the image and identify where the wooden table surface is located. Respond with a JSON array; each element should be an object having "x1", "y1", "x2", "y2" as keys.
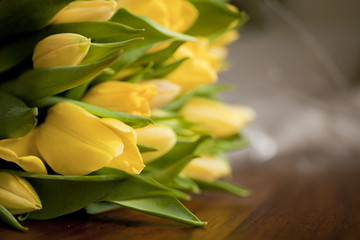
[{"x1": 1, "y1": 149, "x2": 360, "y2": 240}]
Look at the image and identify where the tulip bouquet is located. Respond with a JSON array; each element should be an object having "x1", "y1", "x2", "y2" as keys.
[{"x1": 0, "y1": 0, "x2": 254, "y2": 231}]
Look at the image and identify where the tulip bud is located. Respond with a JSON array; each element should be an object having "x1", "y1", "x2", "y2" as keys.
[
  {"x1": 36, "y1": 102, "x2": 144, "y2": 176},
  {"x1": 167, "y1": 39, "x2": 219, "y2": 94},
  {"x1": 181, "y1": 155, "x2": 231, "y2": 181},
  {"x1": 0, "y1": 129, "x2": 47, "y2": 174},
  {"x1": 136, "y1": 124, "x2": 177, "y2": 163},
  {"x1": 180, "y1": 97, "x2": 255, "y2": 138},
  {"x1": 145, "y1": 79, "x2": 181, "y2": 109},
  {"x1": 51, "y1": 0, "x2": 117, "y2": 24},
  {"x1": 116, "y1": 0, "x2": 198, "y2": 33},
  {"x1": 32, "y1": 33, "x2": 91, "y2": 68},
  {"x1": 82, "y1": 81, "x2": 157, "y2": 118},
  {"x1": 0, "y1": 172, "x2": 42, "y2": 215}
]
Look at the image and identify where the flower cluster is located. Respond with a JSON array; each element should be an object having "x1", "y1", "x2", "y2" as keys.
[{"x1": 0, "y1": 0, "x2": 251, "y2": 231}]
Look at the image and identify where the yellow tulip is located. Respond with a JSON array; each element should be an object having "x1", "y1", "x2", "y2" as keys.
[
  {"x1": 32, "y1": 33, "x2": 91, "y2": 68},
  {"x1": 144, "y1": 79, "x2": 181, "y2": 109},
  {"x1": 51, "y1": 0, "x2": 117, "y2": 24},
  {"x1": 135, "y1": 124, "x2": 177, "y2": 163},
  {"x1": 36, "y1": 102, "x2": 144, "y2": 176},
  {"x1": 0, "y1": 172, "x2": 42, "y2": 215},
  {"x1": 0, "y1": 129, "x2": 47, "y2": 174},
  {"x1": 166, "y1": 39, "x2": 219, "y2": 94},
  {"x1": 116, "y1": 0, "x2": 198, "y2": 33},
  {"x1": 180, "y1": 97, "x2": 255, "y2": 138},
  {"x1": 181, "y1": 154, "x2": 231, "y2": 181},
  {"x1": 82, "y1": 81, "x2": 157, "y2": 118}
]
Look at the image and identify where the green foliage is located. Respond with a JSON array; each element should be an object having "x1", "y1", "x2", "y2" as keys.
[
  {"x1": 92, "y1": 9, "x2": 196, "y2": 82},
  {"x1": 0, "y1": 54, "x2": 120, "y2": 101},
  {"x1": 186, "y1": 0, "x2": 248, "y2": 37},
  {"x1": 0, "y1": 204, "x2": 27, "y2": 232},
  {"x1": 0, "y1": 92, "x2": 37, "y2": 139},
  {"x1": 111, "y1": 197, "x2": 206, "y2": 227},
  {"x1": 194, "y1": 179, "x2": 251, "y2": 197},
  {"x1": 0, "y1": 0, "x2": 75, "y2": 39}
]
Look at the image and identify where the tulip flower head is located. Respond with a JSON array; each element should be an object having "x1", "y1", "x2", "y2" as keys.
[
  {"x1": 82, "y1": 81, "x2": 157, "y2": 118},
  {"x1": 51, "y1": 0, "x2": 117, "y2": 24},
  {"x1": 180, "y1": 97, "x2": 255, "y2": 138},
  {"x1": 116, "y1": 0, "x2": 198, "y2": 33},
  {"x1": 36, "y1": 102, "x2": 144, "y2": 176},
  {"x1": 166, "y1": 39, "x2": 219, "y2": 94},
  {"x1": 0, "y1": 172, "x2": 42, "y2": 215},
  {"x1": 32, "y1": 33, "x2": 91, "y2": 68},
  {"x1": 136, "y1": 124, "x2": 177, "y2": 163},
  {"x1": 181, "y1": 155, "x2": 231, "y2": 181},
  {"x1": 145, "y1": 79, "x2": 181, "y2": 109}
]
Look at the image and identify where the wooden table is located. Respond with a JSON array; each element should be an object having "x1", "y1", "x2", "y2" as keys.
[{"x1": 1, "y1": 149, "x2": 360, "y2": 240}]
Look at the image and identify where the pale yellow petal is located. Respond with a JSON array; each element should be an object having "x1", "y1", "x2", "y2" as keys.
[
  {"x1": 0, "y1": 173, "x2": 42, "y2": 215},
  {"x1": 146, "y1": 79, "x2": 181, "y2": 108},
  {"x1": 82, "y1": 81, "x2": 157, "y2": 117},
  {"x1": 100, "y1": 118, "x2": 145, "y2": 174},
  {"x1": 51, "y1": 0, "x2": 117, "y2": 24},
  {"x1": 0, "y1": 130, "x2": 47, "y2": 174},
  {"x1": 180, "y1": 97, "x2": 255, "y2": 138},
  {"x1": 181, "y1": 155, "x2": 231, "y2": 181},
  {"x1": 136, "y1": 124, "x2": 177, "y2": 163}
]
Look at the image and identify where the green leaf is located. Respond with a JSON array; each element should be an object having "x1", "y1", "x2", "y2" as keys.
[
  {"x1": 0, "y1": 54, "x2": 120, "y2": 101},
  {"x1": 0, "y1": 0, "x2": 75, "y2": 40},
  {"x1": 144, "y1": 137, "x2": 208, "y2": 184},
  {"x1": 0, "y1": 92, "x2": 37, "y2": 139},
  {"x1": 81, "y1": 38, "x2": 144, "y2": 65},
  {"x1": 194, "y1": 84, "x2": 234, "y2": 98},
  {"x1": 126, "y1": 62, "x2": 154, "y2": 83},
  {"x1": 148, "y1": 136, "x2": 208, "y2": 169},
  {"x1": 161, "y1": 90, "x2": 196, "y2": 112},
  {"x1": 161, "y1": 84, "x2": 234, "y2": 112},
  {"x1": 131, "y1": 41, "x2": 184, "y2": 67},
  {"x1": 137, "y1": 144, "x2": 158, "y2": 153},
  {"x1": 34, "y1": 96, "x2": 153, "y2": 128},
  {"x1": 186, "y1": 0, "x2": 248, "y2": 37},
  {"x1": 144, "y1": 58, "x2": 187, "y2": 79},
  {"x1": 0, "y1": 204, "x2": 27, "y2": 232},
  {"x1": 93, "y1": 9, "x2": 196, "y2": 82},
  {"x1": 147, "y1": 155, "x2": 196, "y2": 185},
  {"x1": 0, "y1": 34, "x2": 40, "y2": 73},
  {"x1": 86, "y1": 202, "x2": 121, "y2": 215},
  {"x1": 111, "y1": 197, "x2": 206, "y2": 227},
  {"x1": 92, "y1": 168, "x2": 190, "y2": 201},
  {"x1": 195, "y1": 134, "x2": 250, "y2": 156},
  {"x1": 45, "y1": 21, "x2": 143, "y2": 42},
  {"x1": 194, "y1": 179, "x2": 251, "y2": 197},
  {"x1": 168, "y1": 177, "x2": 200, "y2": 194}
]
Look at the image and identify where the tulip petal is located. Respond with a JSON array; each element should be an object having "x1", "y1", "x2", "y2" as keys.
[
  {"x1": 0, "y1": 130, "x2": 47, "y2": 174},
  {"x1": 100, "y1": 118, "x2": 145, "y2": 174},
  {"x1": 181, "y1": 155, "x2": 231, "y2": 181},
  {"x1": 51, "y1": 0, "x2": 117, "y2": 24},
  {"x1": 82, "y1": 81, "x2": 157, "y2": 117},
  {"x1": 36, "y1": 102, "x2": 124, "y2": 176},
  {"x1": 0, "y1": 173, "x2": 42, "y2": 215},
  {"x1": 136, "y1": 124, "x2": 177, "y2": 163}
]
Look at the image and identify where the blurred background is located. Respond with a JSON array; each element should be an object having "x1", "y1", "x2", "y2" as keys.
[{"x1": 223, "y1": 0, "x2": 360, "y2": 168}]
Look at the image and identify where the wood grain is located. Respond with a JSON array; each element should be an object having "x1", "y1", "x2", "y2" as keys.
[{"x1": 1, "y1": 150, "x2": 360, "y2": 240}]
